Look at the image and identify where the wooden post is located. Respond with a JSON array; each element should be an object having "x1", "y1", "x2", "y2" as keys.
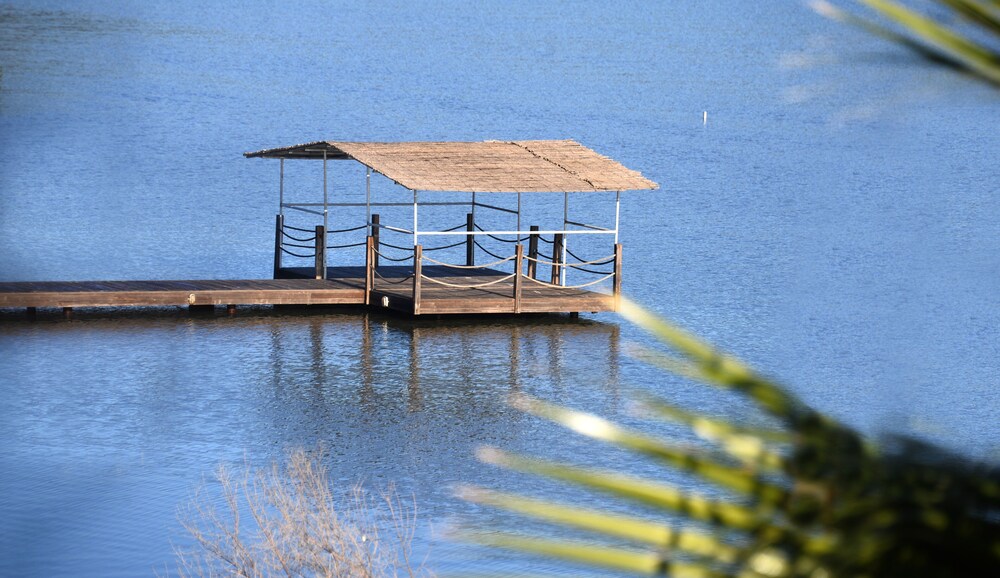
[
  {"x1": 613, "y1": 243, "x2": 623, "y2": 311},
  {"x1": 527, "y1": 225, "x2": 539, "y2": 279},
  {"x1": 62, "y1": 307, "x2": 72, "y2": 319},
  {"x1": 273, "y1": 214, "x2": 283, "y2": 279},
  {"x1": 465, "y1": 212, "x2": 475, "y2": 267},
  {"x1": 314, "y1": 225, "x2": 326, "y2": 280},
  {"x1": 371, "y1": 214, "x2": 380, "y2": 269},
  {"x1": 227, "y1": 304, "x2": 237, "y2": 316},
  {"x1": 513, "y1": 244, "x2": 523, "y2": 314},
  {"x1": 412, "y1": 245, "x2": 422, "y2": 316},
  {"x1": 365, "y1": 236, "x2": 374, "y2": 305},
  {"x1": 551, "y1": 233, "x2": 564, "y2": 285}
]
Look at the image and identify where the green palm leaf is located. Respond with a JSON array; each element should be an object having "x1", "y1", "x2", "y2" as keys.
[
  {"x1": 814, "y1": 0, "x2": 1000, "y2": 86},
  {"x1": 463, "y1": 302, "x2": 1000, "y2": 576}
]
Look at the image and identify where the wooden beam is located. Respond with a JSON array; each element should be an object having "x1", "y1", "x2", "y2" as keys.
[
  {"x1": 551, "y1": 233, "x2": 564, "y2": 285},
  {"x1": 371, "y1": 214, "x2": 380, "y2": 268},
  {"x1": 314, "y1": 225, "x2": 326, "y2": 280},
  {"x1": 613, "y1": 242, "x2": 623, "y2": 311},
  {"x1": 273, "y1": 214, "x2": 283, "y2": 279},
  {"x1": 465, "y1": 212, "x2": 475, "y2": 266},
  {"x1": 412, "y1": 245, "x2": 422, "y2": 316},
  {"x1": 527, "y1": 225, "x2": 539, "y2": 279},
  {"x1": 365, "y1": 236, "x2": 374, "y2": 305}
]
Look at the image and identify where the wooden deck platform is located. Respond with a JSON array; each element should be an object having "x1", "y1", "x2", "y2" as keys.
[{"x1": 0, "y1": 266, "x2": 615, "y2": 316}]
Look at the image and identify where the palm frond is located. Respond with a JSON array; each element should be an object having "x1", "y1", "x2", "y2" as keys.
[
  {"x1": 813, "y1": 0, "x2": 1000, "y2": 86},
  {"x1": 463, "y1": 302, "x2": 1000, "y2": 576}
]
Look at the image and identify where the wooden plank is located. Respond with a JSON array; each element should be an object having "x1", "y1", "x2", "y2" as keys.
[{"x1": 0, "y1": 258, "x2": 617, "y2": 315}]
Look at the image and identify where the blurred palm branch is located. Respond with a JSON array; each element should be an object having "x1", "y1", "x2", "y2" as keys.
[
  {"x1": 811, "y1": 0, "x2": 1000, "y2": 86},
  {"x1": 461, "y1": 299, "x2": 1000, "y2": 576}
]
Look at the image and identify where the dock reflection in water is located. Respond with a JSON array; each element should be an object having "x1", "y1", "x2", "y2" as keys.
[{"x1": 0, "y1": 308, "x2": 623, "y2": 576}]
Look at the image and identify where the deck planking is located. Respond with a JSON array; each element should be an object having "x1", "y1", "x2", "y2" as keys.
[{"x1": 0, "y1": 266, "x2": 614, "y2": 315}]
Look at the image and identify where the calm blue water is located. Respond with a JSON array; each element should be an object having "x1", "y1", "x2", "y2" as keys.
[{"x1": 1, "y1": 1, "x2": 999, "y2": 576}]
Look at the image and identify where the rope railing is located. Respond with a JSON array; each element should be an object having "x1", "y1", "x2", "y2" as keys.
[
  {"x1": 372, "y1": 247, "x2": 414, "y2": 262},
  {"x1": 326, "y1": 240, "x2": 367, "y2": 250},
  {"x1": 441, "y1": 222, "x2": 469, "y2": 232},
  {"x1": 523, "y1": 252, "x2": 616, "y2": 269},
  {"x1": 419, "y1": 273, "x2": 517, "y2": 289},
  {"x1": 422, "y1": 253, "x2": 516, "y2": 269},
  {"x1": 283, "y1": 241, "x2": 318, "y2": 249},
  {"x1": 282, "y1": 224, "x2": 316, "y2": 233},
  {"x1": 281, "y1": 229, "x2": 316, "y2": 243},
  {"x1": 565, "y1": 246, "x2": 614, "y2": 266},
  {"x1": 373, "y1": 270, "x2": 414, "y2": 284},
  {"x1": 327, "y1": 224, "x2": 369, "y2": 235},
  {"x1": 473, "y1": 224, "x2": 529, "y2": 243},
  {"x1": 280, "y1": 247, "x2": 315, "y2": 258},
  {"x1": 474, "y1": 240, "x2": 510, "y2": 261},
  {"x1": 523, "y1": 271, "x2": 616, "y2": 290},
  {"x1": 422, "y1": 239, "x2": 467, "y2": 252},
  {"x1": 379, "y1": 241, "x2": 416, "y2": 252},
  {"x1": 572, "y1": 265, "x2": 615, "y2": 276}
]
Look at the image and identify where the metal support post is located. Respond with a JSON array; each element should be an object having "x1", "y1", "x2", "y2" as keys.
[
  {"x1": 412, "y1": 245, "x2": 422, "y2": 315},
  {"x1": 273, "y1": 214, "x2": 284, "y2": 279},
  {"x1": 466, "y1": 212, "x2": 475, "y2": 266}
]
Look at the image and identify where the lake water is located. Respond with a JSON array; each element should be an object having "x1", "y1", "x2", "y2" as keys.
[{"x1": 1, "y1": 1, "x2": 999, "y2": 576}]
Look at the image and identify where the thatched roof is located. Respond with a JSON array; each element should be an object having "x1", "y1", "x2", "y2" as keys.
[{"x1": 244, "y1": 140, "x2": 658, "y2": 193}]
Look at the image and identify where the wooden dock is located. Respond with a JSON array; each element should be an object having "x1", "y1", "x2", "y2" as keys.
[{"x1": 0, "y1": 262, "x2": 616, "y2": 317}]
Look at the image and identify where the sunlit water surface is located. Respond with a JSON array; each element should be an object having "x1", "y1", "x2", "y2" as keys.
[{"x1": 1, "y1": 1, "x2": 998, "y2": 576}]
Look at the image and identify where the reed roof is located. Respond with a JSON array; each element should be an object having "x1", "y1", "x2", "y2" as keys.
[{"x1": 244, "y1": 140, "x2": 658, "y2": 193}]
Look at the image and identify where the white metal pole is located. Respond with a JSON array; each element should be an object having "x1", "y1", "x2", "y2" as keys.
[
  {"x1": 562, "y1": 191, "x2": 568, "y2": 286},
  {"x1": 517, "y1": 192, "x2": 521, "y2": 240},
  {"x1": 413, "y1": 189, "x2": 419, "y2": 247},
  {"x1": 279, "y1": 158, "x2": 284, "y2": 215},
  {"x1": 366, "y1": 167, "x2": 371, "y2": 226},
  {"x1": 614, "y1": 190, "x2": 621, "y2": 244},
  {"x1": 323, "y1": 149, "x2": 329, "y2": 232}
]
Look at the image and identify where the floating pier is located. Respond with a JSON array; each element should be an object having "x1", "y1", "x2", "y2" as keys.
[{"x1": 1, "y1": 140, "x2": 656, "y2": 318}]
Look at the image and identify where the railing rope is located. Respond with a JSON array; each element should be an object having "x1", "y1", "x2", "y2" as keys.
[
  {"x1": 422, "y1": 239, "x2": 467, "y2": 252},
  {"x1": 419, "y1": 273, "x2": 516, "y2": 289},
  {"x1": 473, "y1": 240, "x2": 510, "y2": 261},
  {"x1": 523, "y1": 271, "x2": 615, "y2": 290},
  {"x1": 421, "y1": 253, "x2": 515, "y2": 269},
  {"x1": 281, "y1": 229, "x2": 316, "y2": 243},
  {"x1": 523, "y1": 252, "x2": 616, "y2": 269},
  {"x1": 280, "y1": 246, "x2": 315, "y2": 258},
  {"x1": 372, "y1": 248, "x2": 414, "y2": 263}
]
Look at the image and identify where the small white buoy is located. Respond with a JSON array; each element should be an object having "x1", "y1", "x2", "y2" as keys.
[{"x1": 703, "y1": 111, "x2": 708, "y2": 125}]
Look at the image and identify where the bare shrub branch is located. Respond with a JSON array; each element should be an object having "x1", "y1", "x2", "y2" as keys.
[{"x1": 177, "y1": 449, "x2": 432, "y2": 578}]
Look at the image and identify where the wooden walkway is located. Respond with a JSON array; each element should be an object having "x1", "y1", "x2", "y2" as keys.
[{"x1": 0, "y1": 266, "x2": 615, "y2": 316}]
